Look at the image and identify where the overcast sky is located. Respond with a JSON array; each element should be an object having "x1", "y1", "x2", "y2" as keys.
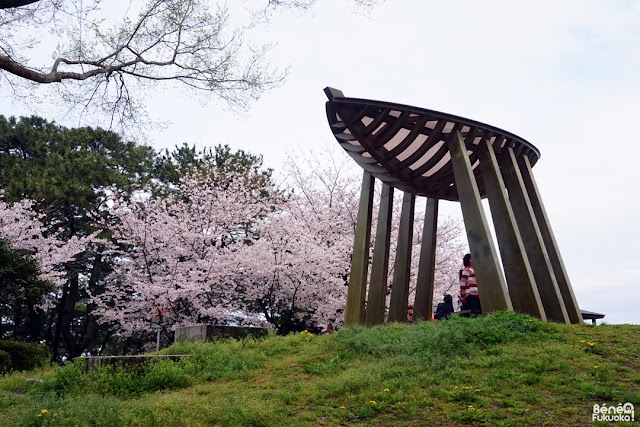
[{"x1": 2, "y1": 0, "x2": 639, "y2": 324}]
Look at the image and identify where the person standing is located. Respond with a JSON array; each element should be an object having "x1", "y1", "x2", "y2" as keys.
[{"x1": 460, "y1": 254, "x2": 482, "y2": 313}]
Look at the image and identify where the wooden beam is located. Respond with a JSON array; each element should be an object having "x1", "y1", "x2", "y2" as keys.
[
  {"x1": 387, "y1": 192, "x2": 416, "y2": 323},
  {"x1": 448, "y1": 130, "x2": 513, "y2": 313},
  {"x1": 413, "y1": 198, "x2": 438, "y2": 321},
  {"x1": 500, "y1": 148, "x2": 569, "y2": 323},
  {"x1": 365, "y1": 184, "x2": 394, "y2": 326},
  {"x1": 478, "y1": 138, "x2": 546, "y2": 320},
  {"x1": 518, "y1": 155, "x2": 583, "y2": 324},
  {"x1": 344, "y1": 171, "x2": 375, "y2": 326}
]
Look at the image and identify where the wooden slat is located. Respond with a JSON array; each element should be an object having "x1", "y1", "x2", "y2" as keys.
[
  {"x1": 384, "y1": 115, "x2": 431, "y2": 159},
  {"x1": 416, "y1": 123, "x2": 463, "y2": 193},
  {"x1": 371, "y1": 111, "x2": 412, "y2": 149},
  {"x1": 339, "y1": 142, "x2": 366, "y2": 153},
  {"x1": 396, "y1": 119, "x2": 448, "y2": 171},
  {"x1": 359, "y1": 107, "x2": 391, "y2": 138},
  {"x1": 425, "y1": 126, "x2": 480, "y2": 191},
  {"x1": 337, "y1": 104, "x2": 413, "y2": 189},
  {"x1": 334, "y1": 132, "x2": 357, "y2": 141},
  {"x1": 346, "y1": 151, "x2": 379, "y2": 164},
  {"x1": 412, "y1": 124, "x2": 476, "y2": 180}
]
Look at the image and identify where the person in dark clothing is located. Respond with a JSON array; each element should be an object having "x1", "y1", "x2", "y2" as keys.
[{"x1": 434, "y1": 294, "x2": 455, "y2": 320}]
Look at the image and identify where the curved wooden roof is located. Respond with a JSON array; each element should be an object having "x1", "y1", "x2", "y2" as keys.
[{"x1": 324, "y1": 87, "x2": 540, "y2": 201}]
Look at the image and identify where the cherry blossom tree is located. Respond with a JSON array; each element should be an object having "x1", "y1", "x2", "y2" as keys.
[
  {"x1": 0, "y1": 195, "x2": 93, "y2": 289},
  {"x1": 242, "y1": 148, "x2": 359, "y2": 333},
  {"x1": 95, "y1": 164, "x2": 278, "y2": 336},
  {"x1": 93, "y1": 145, "x2": 465, "y2": 339},
  {"x1": 0, "y1": 194, "x2": 97, "y2": 338},
  {"x1": 238, "y1": 187, "x2": 355, "y2": 334}
]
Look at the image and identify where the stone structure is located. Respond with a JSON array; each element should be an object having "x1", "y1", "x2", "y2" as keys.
[
  {"x1": 324, "y1": 87, "x2": 582, "y2": 325},
  {"x1": 174, "y1": 325, "x2": 269, "y2": 343}
]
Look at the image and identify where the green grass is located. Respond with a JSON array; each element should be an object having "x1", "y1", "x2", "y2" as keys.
[{"x1": 1, "y1": 312, "x2": 639, "y2": 426}]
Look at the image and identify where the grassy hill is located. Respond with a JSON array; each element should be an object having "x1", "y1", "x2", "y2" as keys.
[{"x1": 1, "y1": 312, "x2": 639, "y2": 426}]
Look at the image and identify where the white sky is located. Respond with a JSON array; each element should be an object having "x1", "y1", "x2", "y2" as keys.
[{"x1": 2, "y1": 0, "x2": 639, "y2": 324}]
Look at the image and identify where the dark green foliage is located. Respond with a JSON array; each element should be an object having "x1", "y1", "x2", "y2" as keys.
[
  {"x1": 0, "y1": 238, "x2": 52, "y2": 340},
  {"x1": 155, "y1": 143, "x2": 274, "y2": 193},
  {"x1": 0, "y1": 350, "x2": 10, "y2": 374},
  {"x1": 0, "y1": 239, "x2": 48, "y2": 302},
  {"x1": 0, "y1": 341, "x2": 50, "y2": 373},
  {"x1": 0, "y1": 115, "x2": 156, "y2": 210}
]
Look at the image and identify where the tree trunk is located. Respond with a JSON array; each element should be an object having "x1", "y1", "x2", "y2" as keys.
[
  {"x1": 61, "y1": 273, "x2": 80, "y2": 358},
  {"x1": 51, "y1": 282, "x2": 68, "y2": 361},
  {"x1": 12, "y1": 301, "x2": 22, "y2": 338},
  {"x1": 76, "y1": 252, "x2": 103, "y2": 354},
  {"x1": 27, "y1": 305, "x2": 42, "y2": 341}
]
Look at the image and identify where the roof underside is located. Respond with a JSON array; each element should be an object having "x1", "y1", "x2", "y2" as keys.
[{"x1": 324, "y1": 88, "x2": 540, "y2": 201}]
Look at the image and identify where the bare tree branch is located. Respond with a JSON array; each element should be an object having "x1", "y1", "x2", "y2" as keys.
[{"x1": 0, "y1": 0, "x2": 377, "y2": 132}]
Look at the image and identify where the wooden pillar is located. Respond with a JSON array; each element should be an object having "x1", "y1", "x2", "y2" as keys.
[
  {"x1": 388, "y1": 192, "x2": 415, "y2": 323},
  {"x1": 501, "y1": 148, "x2": 569, "y2": 324},
  {"x1": 344, "y1": 171, "x2": 375, "y2": 326},
  {"x1": 478, "y1": 139, "x2": 546, "y2": 320},
  {"x1": 518, "y1": 155, "x2": 583, "y2": 324},
  {"x1": 448, "y1": 130, "x2": 513, "y2": 313},
  {"x1": 365, "y1": 184, "x2": 394, "y2": 326},
  {"x1": 413, "y1": 198, "x2": 438, "y2": 321}
]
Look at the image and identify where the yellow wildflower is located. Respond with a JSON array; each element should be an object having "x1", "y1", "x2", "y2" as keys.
[
  {"x1": 369, "y1": 400, "x2": 377, "y2": 405},
  {"x1": 37, "y1": 414, "x2": 42, "y2": 417},
  {"x1": 339, "y1": 406, "x2": 345, "y2": 409},
  {"x1": 475, "y1": 389, "x2": 480, "y2": 392},
  {"x1": 41, "y1": 410, "x2": 48, "y2": 414},
  {"x1": 588, "y1": 342, "x2": 595, "y2": 347},
  {"x1": 580, "y1": 339, "x2": 586, "y2": 343},
  {"x1": 594, "y1": 365, "x2": 599, "y2": 369},
  {"x1": 384, "y1": 388, "x2": 390, "y2": 392},
  {"x1": 454, "y1": 386, "x2": 458, "y2": 389}
]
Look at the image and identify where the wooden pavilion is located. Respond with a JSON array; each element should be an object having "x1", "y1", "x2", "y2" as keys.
[{"x1": 323, "y1": 87, "x2": 582, "y2": 326}]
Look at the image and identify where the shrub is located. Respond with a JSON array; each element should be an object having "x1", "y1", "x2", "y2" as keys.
[
  {"x1": 141, "y1": 359, "x2": 192, "y2": 392},
  {"x1": 0, "y1": 341, "x2": 50, "y2": 373},
  {"x1": 0, "y1": 350, "x2": 11, "y2": 374},
  {"x1": 92, "y1": 364, "x2": 140, "y2": 398},
  {"x1": 32, "y1": 360, "x2": 88, "y2": 396}
]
